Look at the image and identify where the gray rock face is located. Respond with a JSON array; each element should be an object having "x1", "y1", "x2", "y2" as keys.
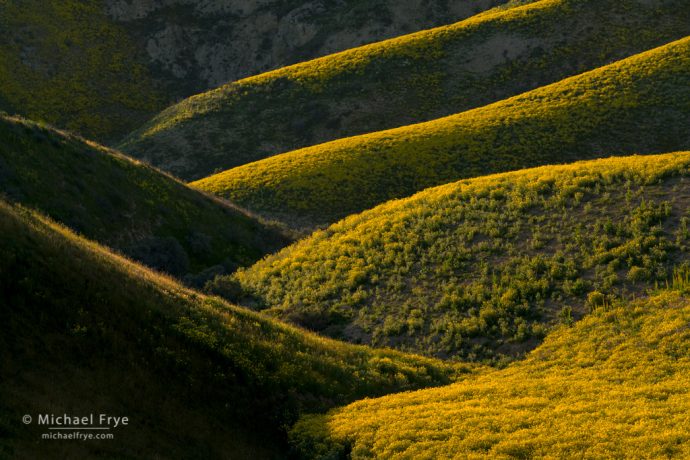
[{"x1": 104, "y1": 0, "x2": 502, "y2": 92}]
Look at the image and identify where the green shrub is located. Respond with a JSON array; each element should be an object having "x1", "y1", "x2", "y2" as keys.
[{"x1": 233, "y1": 152, "x2": 690, "y2": 361}]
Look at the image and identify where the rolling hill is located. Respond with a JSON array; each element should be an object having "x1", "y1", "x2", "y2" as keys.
[
  {"x1": 0, "y1": 114, "x2": 288, "y2": 286},
  {"x1": 5, "y1": 2, "x2": 690, "y2": 459},
  {"x1": 0, "y1": 0, "x2": 507, "y2": 141},
  {"x1": 290, "y1": 289, "x2": 690, "y2": 458},
  {"x1": 0, "y1": 200, "x2": 466, "y2": 459},
  {"x1": 225, "y1": 152, "x2": 690, "y2": 361},
  {"x1": 122, "y1": 0, "x2": 690, "y2": 181},
  {"x1": 192, "y1": 35, "x2": 690, "y2": 231}
]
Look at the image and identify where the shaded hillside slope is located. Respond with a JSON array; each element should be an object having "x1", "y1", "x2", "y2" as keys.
[
  {"x1": 123, "y1": 0, "x2": 690, "y2": 180},
  {"x1": 106, "y1": 0, "x2": 511, "y2": 92},
  {"x1": 0, "y1": 200, "x2": 465, "y2": 459},
  {"x1": 0, "y1": 0, "x2": 508, "y2": 141},
  {"x1": 291, "y1": 290, "x2": 690, "y2": 458},
  {"x1": 227, "y1": 152, "x2": 690, "y2": 361},
  {"x1": 193, "y1": 36, "x2": 690, "y2": 230},
  {"x1": 0, "y1": 114, "x2": 287, "y2": 285},
  {"x1": 0, "y1": 1, "x2": 164, "y2": 141}
]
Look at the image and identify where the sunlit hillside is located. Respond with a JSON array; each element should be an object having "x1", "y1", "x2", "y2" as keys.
[
  {"x1": 3, "y1": 1, "x2": 690, "y2": 458},
  {"x1": 192, "y1": 36, "x2": 690, "y2": 231},
  {"x1": 0, "y1": 0, "x2": 508, "y2": 141},
  {"x1": 122, "y1": 0, "x2": 690, "y2": 180},
  {"x1": 0, "y1": 200, "x2": 467, "y2": 459},
  {"x1": 0, "y1": 114, "x2": 288, "y2": 286},
  {"x1": 290, "y1": 289, "x2": 690, "y2": 458},
  {"x1": 226, "y1": 152, "x2": 690, "y2": 361}
]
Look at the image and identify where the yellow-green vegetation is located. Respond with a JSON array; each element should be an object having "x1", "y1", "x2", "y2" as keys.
[
  {"x1": 225, "y1": 152, "x2": 690, "y2": 362},
  {"x1": 123, "y1": 0, "x2": 690, "y2": 180},
  {"x1": 0, "y1": 0, "x2": 509, "y2": 142},
  {"x1": 0, "y1": 200, "x2": 468, "y2": 458},
  {"x1": 0, "y1": 0, "x2": 165, "y2": 141},
  {"x1": 0, "y1": 114, "x2": 288, "y2": 286},
  {"x1": 193, "y1": 36, "x2": 690, "y2": 230},
  {"x1": 290, "y1": 289, "x2": 690, "y2": 458}
]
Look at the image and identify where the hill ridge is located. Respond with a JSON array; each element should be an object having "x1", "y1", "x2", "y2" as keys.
[
  {"x1": 0, "y1": 199, "x2": 464, "y2": 458},
  {"x1": 0, "y1": 114, "x2": 289, "y2": 285},
  {"x1": 192, "y1": 35, "x2": 690, "y2": 230},
  {"x1": 0, "y1": 0, "x2": 511, "y2": 141},
  {"x1": 122, "y1": 0, "x2": 690, "y2": 180},
  {"x1": 227, "y1": 151, "x2": 690, "y2": 361}
]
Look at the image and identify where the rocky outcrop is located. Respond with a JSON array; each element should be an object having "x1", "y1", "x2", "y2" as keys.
[
  {"x1": 106, "y1": 0, "x2": 502, "y2": 91},
  {"x1": 0, "y1": 0, "x2": 504, "y2": 141}
]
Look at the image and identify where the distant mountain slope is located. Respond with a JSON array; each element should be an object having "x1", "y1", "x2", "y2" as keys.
[
  {"x1": 122, "y1": 0, "x2": 690, "y2": 180},
  {"x1": 0, "y1": 114, "x2": 287, "y2": 285},
  {"x1": 290, "y1": 290, "x2": 690, "y2": 458},
  {"x1": 193, "y1": 36, "x2": 690, "y2": 231},
  {"x1": 0, "y1": 0, "x2": 507, "y2": 141},
  {"x1": 227, "y1": 152, "x2": 690, "y2": 361},
  {"x1": 0, "y1": 200, "x2": 464, "y2": 459}
]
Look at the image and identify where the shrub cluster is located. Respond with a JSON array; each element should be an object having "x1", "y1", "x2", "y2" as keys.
[{"x1": 229, "y1": 152, "x2": 690, "y2": 362}]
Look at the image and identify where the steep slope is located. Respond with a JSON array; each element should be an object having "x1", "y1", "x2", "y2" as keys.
[
  {"x1": 122, "y1": 0, "x2": 690, "y2": 180},
  {"x1": 0, "y1": 114, "x2": 287, "y2": 286},
  {"x1": 193, "y1": 36, "x2": 690, "y2": 230},
  {"x1": 106, "y1": 0, "x2": 511, "y2": 90},
  {"x1": 290, "y1": 290, "x2": 690, "y2": 458},
  {"x1": 227, "y1": 152, "x2": 690, "y2": 361},
  {"x1": 0, "y1": 0, "x2": 507, "y2": 141},
  {"x1": 0, "y1": 200, "x2": 465, "y2": 459}
]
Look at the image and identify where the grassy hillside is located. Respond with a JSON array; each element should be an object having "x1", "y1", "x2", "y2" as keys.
[
  {"x1": 225, "y1": 152, "x2": 690, "y2": 362},
  {"x1": 0, "y1": 114, "x2": 287, "y2": 286},
  {"x1": 193, "y1": 36, "x2": 690, "y2": 230},
  {"x1": 0, "y1": 200, "x2": 466, "y2": 459},
  {"x1": 290, "y1": 289, "x2": 690, "y2": 458},
  {"x1": 0, "y1": 0, "x2": 165, "y2": 141},
  {"x1": 122, "y1": 0, "x2": 690, "y2": 181},
  {"x1": 0, "y1": 0, "x2": 506, "y2": 141}
]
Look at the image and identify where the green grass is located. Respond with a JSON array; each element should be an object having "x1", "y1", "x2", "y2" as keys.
[
  {"x1": 0, "y1": 200, "x2": 468, "y2": 459},
  {"x1": 0, "y1": 114, "x2": 288, "y2": 286},
  {"x1": 0, "y1": 0, "x2": 165, "y2": 141},
  {"x1": 192, "y1": 35, "x2": 690, "y2": 231},
  {"x1": 122, "y1": 0, "x2": 690, "y2": 181},
  {"x1": 290, "y1": 289, "x2": 690, "y2": 458},
  {"x1": 0, "y1": 0, "x2": 508, "y2": 142},
  {"x1": 223, "y1": 152, "x2": 690, "y2": 362}
]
